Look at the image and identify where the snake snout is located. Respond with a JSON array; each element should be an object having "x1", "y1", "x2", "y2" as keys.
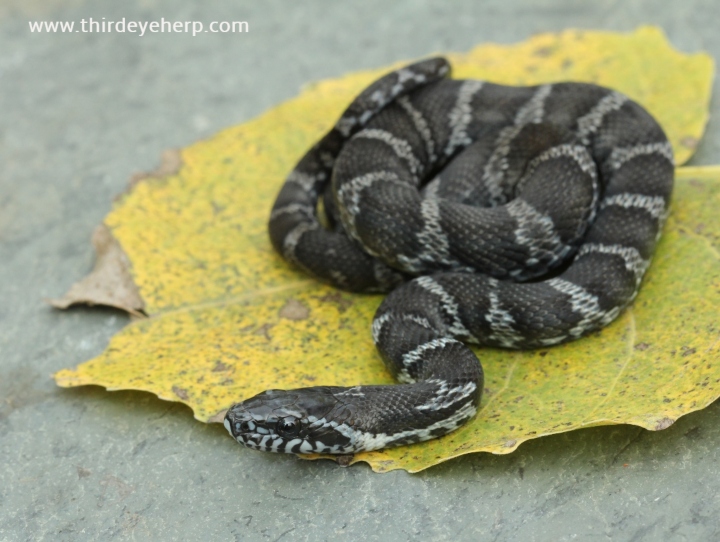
[
  {"x1": 224, "y1": 390, "x2": 311, "y2": 452},
  {"x1": 223, "y1": 404, "x2": 253, "y2": 439}
]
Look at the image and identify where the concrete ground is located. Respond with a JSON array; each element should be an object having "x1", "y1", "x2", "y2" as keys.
[{"x1": 2, "y1": 1, "x2": 719, "y2": 540}]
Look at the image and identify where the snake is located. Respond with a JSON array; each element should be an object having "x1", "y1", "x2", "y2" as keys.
[{"x1": 224, "y1": 57, "x2": 674, "y2": 455}]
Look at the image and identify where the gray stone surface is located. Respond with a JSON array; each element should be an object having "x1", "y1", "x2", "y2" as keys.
[{"x1": 1, "y1": 0, "x2": 719, "y2": 540}]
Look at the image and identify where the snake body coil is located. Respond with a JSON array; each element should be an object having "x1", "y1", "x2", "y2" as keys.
[{"x1": 225, "y1": 58, "x2": 674, "y2": 454}]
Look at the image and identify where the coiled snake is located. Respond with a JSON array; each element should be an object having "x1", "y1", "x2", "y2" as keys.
[{"x1": 224, "y1": 57, "x2": 674, "y2": 455}]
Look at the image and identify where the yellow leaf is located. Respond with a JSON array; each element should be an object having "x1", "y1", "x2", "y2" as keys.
[{"x1": 55, "y1": 27, "x2": 718, "y2": 473}]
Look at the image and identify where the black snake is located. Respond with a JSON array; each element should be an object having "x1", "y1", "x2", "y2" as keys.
[{"x1": 224, "y1": 57, "x2": 674, "y2": 455}]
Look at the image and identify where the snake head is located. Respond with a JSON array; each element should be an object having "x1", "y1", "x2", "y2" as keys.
[{"x1": 224, "y1": 387, "x2": 355, "y2": 454}]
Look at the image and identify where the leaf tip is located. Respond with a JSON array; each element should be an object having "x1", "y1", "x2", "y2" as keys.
[{"x1": 47, "y1": 224, "x2": 146, "y2": 317}]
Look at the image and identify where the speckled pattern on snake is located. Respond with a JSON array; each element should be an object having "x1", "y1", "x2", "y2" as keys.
[{"x1": 224, "y1": 57, "x2": 674, "y2": 455}]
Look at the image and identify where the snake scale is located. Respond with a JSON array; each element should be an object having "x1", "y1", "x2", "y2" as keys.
[{"x1": 224, "y1": 57, "x2": 674, "y2": 455}]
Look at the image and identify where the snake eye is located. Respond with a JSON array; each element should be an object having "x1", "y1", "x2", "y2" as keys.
[
  {"x1": 239, "y1": 421, "x2": 252, "y2": 433},
  {"x1": 276, "y1": 417, "x2": 300, "y2": 438}
]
